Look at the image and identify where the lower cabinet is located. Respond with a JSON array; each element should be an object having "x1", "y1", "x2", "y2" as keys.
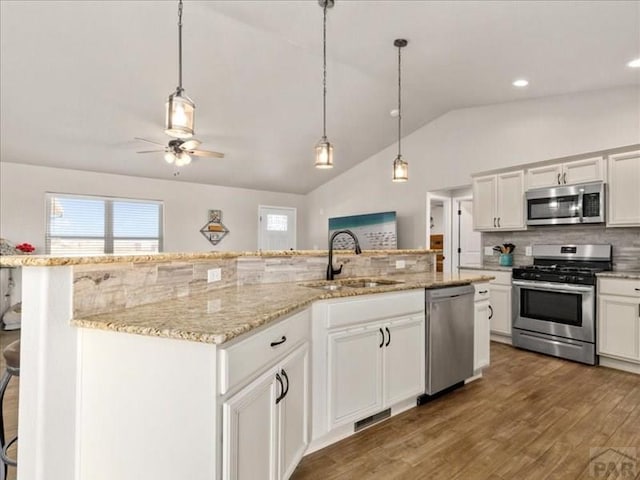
[
  {"x1": 598, "y1": 278, "x2": 640, "y2": 365},
  {"x1": 222, "y1": 343, "x2": 310, "y2": 480},
  {"x1": 472, "y1": 283, "x2": 491, "y2": 372},
  {"x1": 327, "y1": 316, "x2": 424, "y2": 429},
  {"x1": 489, "y1": 283, "x2": 512, "y2": 336}
]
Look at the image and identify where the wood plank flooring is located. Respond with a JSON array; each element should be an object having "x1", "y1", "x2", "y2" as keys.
[{"x1": 292, "y1": 343, "x2": 640, "y2": 480}]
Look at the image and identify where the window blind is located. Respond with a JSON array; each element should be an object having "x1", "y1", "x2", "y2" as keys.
[{"x1": 45, "y1": 193, "x2": 163, "y2": 255}]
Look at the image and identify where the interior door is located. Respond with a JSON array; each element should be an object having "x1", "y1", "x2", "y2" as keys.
[
  {"x1": 457, "y1": 199, "x2": 481, "y2": 267},
  {"x1": 258, "y1": 206, "x2": 297, "y2": 251}
]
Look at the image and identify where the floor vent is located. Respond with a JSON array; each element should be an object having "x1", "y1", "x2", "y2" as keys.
[{"x1": 354, "y1": 408, "x2": 391, "y2": 432}]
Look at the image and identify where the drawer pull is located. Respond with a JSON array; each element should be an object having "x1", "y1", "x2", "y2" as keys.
[
  {"x1": 270, "y1": 336, "x2": 287, "y2": 347},
  {"x1": 635, "y1": 288, "x2": 640, "y2": 292},
  {"x1": 478, "y1": 290, "x2": 488, "y2": 294}
]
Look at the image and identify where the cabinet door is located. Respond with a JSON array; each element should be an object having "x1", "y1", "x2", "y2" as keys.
[
  {"x1": 474, "y1": 299, "x2": 491, "y2": 371},
  {"x1": 328, "y1": 326, "x2": 383, "y2": 428},
  {"x1": 278, "y1": 345, "x2": 310, "y2": 480},
  {"x1": 489, "y1": 283, "x2": 512, "y2": 336},
  {"x1": 607, "y1": 151, "x2": 640, "y2": 226},
  {"x1": 222, "y1": 368, "x2": 278, "y2": 480},
  {"x1": 384, "y1": 316, "x2": 425, "y2": 406},
  {"x1": 496, "y1": 171, "x2": 525, "y2": 230},
  {"x1": 472, "y1": 175, "x2": 497, "y2": 231},
  {"x1": 598, "y1": 295, "x2": 640, "y2": 363},
  {"x1": 563, "y1": 157, "x2": 604, "y2": 185},
  {"x1": 527, "y1": 164, "x2": 563, "y2": 189}
]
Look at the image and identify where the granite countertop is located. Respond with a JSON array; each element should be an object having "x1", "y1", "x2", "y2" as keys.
[
  {"x1": 596, "y1": 271, "x2": 640, "y2": 280},
  {"x1": 0, "y1": 249, "x2": 439, "y2": 267},
  {"x1": 458, "y1": 264, "x2": 515, "y2": 272},
  {"x1": 72, "y1": 271, "x2": 494, "y2": 345}
]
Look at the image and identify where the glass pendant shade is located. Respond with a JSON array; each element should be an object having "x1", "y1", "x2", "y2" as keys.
[
  {"x1": 315, "y1": 137, "x2": 334, "y2": 169},
  {"x1": 164, "y1": 152, "x2": 176, "y2": 164},
  {"x1": 165, "y1": 90, "x2": 195, "y2": 138},
  {"x1": 392, "y1": 155, "x2": 408, "y2": 182}
]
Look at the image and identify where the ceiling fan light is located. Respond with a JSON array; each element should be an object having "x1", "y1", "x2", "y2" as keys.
[
  {"x1": 165, "y1": 90, "x2": 195, "y2": 139},
  {"x1": 178, "y1": 152, "x2": 192, "y2": 165},
  {"x1": 315, "y1": 138, "x2": 334, "y2": 169},
  {"x1": 164, "y1": 152, "x2": 176, "y2": 164},
  {"x1": 392, "y1": 155, "x2": 408, "y2": 182}
]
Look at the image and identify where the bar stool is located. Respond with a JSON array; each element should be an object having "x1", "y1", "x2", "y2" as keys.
[{"x1": 0, "y1": 340, "x2": 19, "y2": 480}]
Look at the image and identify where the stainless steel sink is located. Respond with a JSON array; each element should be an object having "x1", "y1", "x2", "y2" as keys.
[{"x1": 300, "y1": 278, "x2": 403, "y2": 290}]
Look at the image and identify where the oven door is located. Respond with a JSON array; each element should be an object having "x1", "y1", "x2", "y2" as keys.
[{"x1": 512, "y1": 280, "x2": 594, "y2": 343}]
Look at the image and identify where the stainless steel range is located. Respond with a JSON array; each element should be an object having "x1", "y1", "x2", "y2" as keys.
[{"x1": 512, "y1": 244, "x2": 612, "y2": 365}]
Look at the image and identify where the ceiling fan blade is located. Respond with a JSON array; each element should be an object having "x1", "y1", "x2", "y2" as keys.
[
  {"x1": 137, "y1": 150, "x2": 165, "y2": 154},
  {"x1": 134, "y1": 137, "x2": 166, "y2": 147},
  {"x1": 188, "y1": 149, "x2": 225, "y2": 159},
  {"x1": 180, "y1": 139, "x2": 201, "y2": 150}
]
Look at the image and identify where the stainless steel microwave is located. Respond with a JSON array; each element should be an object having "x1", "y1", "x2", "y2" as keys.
[{"x1": 526, "y1": 182, "x2": 605, "y2": 226}]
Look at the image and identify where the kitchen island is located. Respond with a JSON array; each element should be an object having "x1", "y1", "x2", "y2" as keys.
[{"x1": 0, "y1": 250, "x2": 492, "y2": 480}]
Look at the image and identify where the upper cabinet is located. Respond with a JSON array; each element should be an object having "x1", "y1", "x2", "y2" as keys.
[
  {"x1": 607, "y1": 151, "x2": 640, "y2": 227},
  {"x1": 473, "y1": 170, "x2": 525, "y2": 231},
  {"x1": 527, "y1": 157, "x2": 604, "y2": 190}
]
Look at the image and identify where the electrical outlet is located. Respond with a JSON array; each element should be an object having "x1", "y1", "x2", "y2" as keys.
[
  {"x1": 525, "y1": 246, "x2": 532, "y2": 256},
  {"x1": 207, "y1": 268, "x2": 222, "y2": 283},
  {"x1": 395, "y1": 260, "x2": 406, "y2": 269},
  {"x1": 484, "y1": 246, "x2": 494, "y2": 256}
]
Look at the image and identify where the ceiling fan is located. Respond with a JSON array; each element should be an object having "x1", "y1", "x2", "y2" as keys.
[{"x1": 135, "y1": 137, "x2": 225, "y2": 167}]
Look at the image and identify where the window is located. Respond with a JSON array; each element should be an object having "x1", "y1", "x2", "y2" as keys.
[
  {"x1": 45, "y1": 193, "x2": 163, "y2": 255},
  {"x1": 266, "y1": 214, "x2": 288, "y2": 232}
]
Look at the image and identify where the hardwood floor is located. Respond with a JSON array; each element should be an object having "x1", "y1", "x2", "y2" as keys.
[
  {"x1": 292, "y1": 343, "x2": 640, "y2": 480},
  {"x1": 0, "y1": 330, "x2": 19, "y2": 480}
]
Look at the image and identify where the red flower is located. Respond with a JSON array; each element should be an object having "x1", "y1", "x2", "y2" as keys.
[{"x1": 15, "y1": 243, "x2": 35, "y2": 253}]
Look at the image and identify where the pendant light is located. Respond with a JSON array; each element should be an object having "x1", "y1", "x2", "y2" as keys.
[
  {"x1": 392, "y1": 39, "x2": 408, "y2": 182},
  {"x1": 315, "y1": 0, "x2": 334, "y2": 169},
  {"x1": 165, "y1": 0, "x2": 195, "y2": 139}
]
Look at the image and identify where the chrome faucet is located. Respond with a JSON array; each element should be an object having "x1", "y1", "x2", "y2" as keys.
[{"x1": 327, "y1": 229, "x2": 362, "y2": 280}]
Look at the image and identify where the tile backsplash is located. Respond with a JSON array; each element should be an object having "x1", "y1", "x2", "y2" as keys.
[{"x1": 483, "y1": 225, "x2": 640, "y2": 271}]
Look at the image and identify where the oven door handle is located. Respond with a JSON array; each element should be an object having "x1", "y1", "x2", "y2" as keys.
[
  {"x1": 578, "y1": 190, "x2": 584, "y2": 223},
  {"x1": 512, "y1": 280, "x2": 593, "y2": 293}
]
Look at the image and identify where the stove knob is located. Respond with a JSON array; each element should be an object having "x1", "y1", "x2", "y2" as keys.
[
  {"x1": 558, "y1": 275, "x2": 566, "y2": 282},
  {"x1": 521, "y1": 273, "x2": 529, "y2": 279}
]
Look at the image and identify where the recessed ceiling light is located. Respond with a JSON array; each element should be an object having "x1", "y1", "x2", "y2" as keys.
[
  {"x1": 512, "y1": 79, "x2": 529, "y2": 88},
  {"x1": 627, "y1": 58, "x2": 640, "y2": 68}
]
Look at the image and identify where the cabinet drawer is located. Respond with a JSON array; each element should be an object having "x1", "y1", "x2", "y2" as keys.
[
  {"x1": 218, "y1": 309, "x2": 310, "y2": 395},
  {"x1": 599, "y1": 278, "x2": 640, "y2": 297},
  {"x1": 325, "y1": 290, "x2": 424, "y2": 329},
  {"x1": 473, "y1": 283, "x2": 491, "y2": 302},
  {"x1": 460, "y1": 269, "x2": 511, "y2": 286}
]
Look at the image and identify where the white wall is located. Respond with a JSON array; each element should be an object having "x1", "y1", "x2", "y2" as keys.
[
  {"x1": 304, "y1": 86, "x2": 640, "y2": 249},
  {"x1": 0, "y1": 162, "x2": 305, "y2": 253}
]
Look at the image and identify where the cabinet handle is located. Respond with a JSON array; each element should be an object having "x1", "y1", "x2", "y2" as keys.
[
  {"x1": 270, "y1": 336, "x2": 287, "y2": 347},
  {"x1": 280, "y1": 369, "x2": 290, "y2": 400},
  {"x1": 275, "y1": 373, "x2": 284, "y2": 404},
  {"x1": 497, "y1": 217, "x2": 501, "y2": 228},
  {"x1": 479, "y1": 290, "x2": 488, "y2": 294},
  {"x1": 557, "y1": 173, "x2": 561, "y2": 185},
  {"x1": 493, "y1": 218, "x2": 497, "y2": 228},
  {"x1": 385, "y1": 327, "x2": 391, "y2": 347},
  {"x1": 563, "y1": 172, "x2": 567, "y2": 184},
  {"x1": 634, "y1": 288, "x2": 640, "y2": 292},
  {"x1": 379, "y1": 328, "x2": 384, "y2": 348},
  {"x1": 488, "y1": 305, "x2": 494, "y2": 319}
]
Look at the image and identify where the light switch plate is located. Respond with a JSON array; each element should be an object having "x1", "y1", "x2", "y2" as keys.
[
  {"x1": 525, "y1": 246, "x2": 532, "y2": 256},
  {"x1": 207, "y1": 268, "x2": 222, "y2": 283},
  {"x1": 395, "y1": 260, "x2": 406, "y2": 269},
  {"x1": 484, "y1": 246, "x2": 494, "y2": 256}
]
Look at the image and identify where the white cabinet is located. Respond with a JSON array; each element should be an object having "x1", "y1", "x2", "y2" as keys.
[
  {"x1": 460, "y1": 270, "x2": 512, "y2": 341},
  {"x1": 222, "y1": 344, "x2": 310, "y2": 480},
  {"x1": 597, "y1": 278, "x2": 640, "y2": 368},
  {"x1": 328, "y1": 326, "x2": 383, "y2": 427},
  {"x1": 527, "y1": 157, "x2": 604, "y2": 189},
  {"x1": 327, "y1": 316, "x2": 424, "y2": 429},
  {"x1": 471, "y1": 283, "x2": 491, "y2": 372},
  {"x1": 607, "y1": 151, "x2": 640, "y2": 227},
  {"x1": 472, "y1": 171, "x2": 525, "y2": 231}
]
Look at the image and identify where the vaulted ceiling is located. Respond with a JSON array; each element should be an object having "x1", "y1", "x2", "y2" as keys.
[{"x1": 1, "y1": 1, "x2": 638, "y2": 194}]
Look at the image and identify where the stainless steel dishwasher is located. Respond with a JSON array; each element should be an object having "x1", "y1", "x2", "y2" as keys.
[{"x1": 418, "y1": 284, "x2": 475, "y2": 404}]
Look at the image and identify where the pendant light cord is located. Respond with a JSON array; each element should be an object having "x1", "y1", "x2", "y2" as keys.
[
  {"x1": 177, "y1": 0, "x2": 183, "y2": 91},
  {"x1": 397, "y1": 44, "x2": 402, "y2": 157},
  {"x1": 322, "y1": 2, "x2": 328, "y2": 139}
]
